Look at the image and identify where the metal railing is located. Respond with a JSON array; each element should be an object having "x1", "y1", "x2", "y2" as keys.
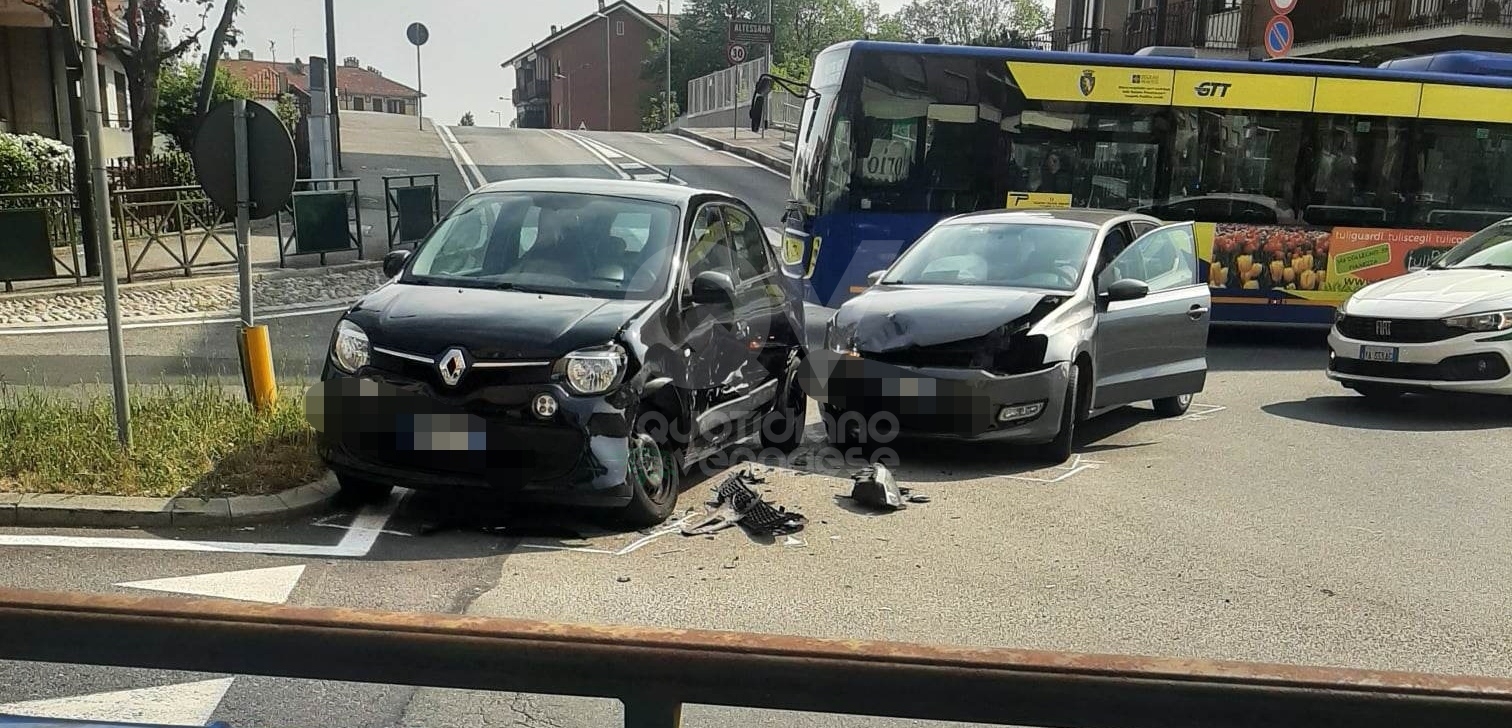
[
  {"x1": 1126, "y1": 0, "x2": 1255, "y2": 50},
  {"x1": 1026, "y1": 27, "x2": 1112, "y2": 52},
  {"x1": 113, "y1": 185, "x2": 235, "y2": 282},
  {"x1": 383, "y1": 173, "x2": 440, "y2": 249},
  {"x1": 1296, "y1": 0, "x2": 1510, "y2": 44},
  {"x1": 686, "y1": 55, "x2": 773, "y2": 118},
  {"x1": 0, "y1": 588, "x2": 1510, "y2": 727},
  {"x1": 275, "y1": 177, "x2": 365, "y2": 265}
]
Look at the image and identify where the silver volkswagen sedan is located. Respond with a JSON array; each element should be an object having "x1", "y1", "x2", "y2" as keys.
[{"x1": 807, "y1": 210, "x2": 1210, "y2": 462}]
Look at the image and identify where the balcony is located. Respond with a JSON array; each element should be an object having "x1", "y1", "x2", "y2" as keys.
[
  {"x1": 512, "y1": 78, "x2": 550, "y2": 107},
  {"x1": 1126, "y1": 0, "x2": 1255, "y2": 51},
  {"x1": 1293, "y1": 0, "x2": 1512, "y2": 50},
  {"x1": 1025, "y1": 27, "x2": 1112, "y2": 53}
]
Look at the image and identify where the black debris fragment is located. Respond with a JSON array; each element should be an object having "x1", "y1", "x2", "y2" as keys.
[
  {"x1": 682, "y1": 468, "x2": 807, "y2": 537},
  {"x1": 849, "y1": 464, "x2": 928, "y2": 510}
]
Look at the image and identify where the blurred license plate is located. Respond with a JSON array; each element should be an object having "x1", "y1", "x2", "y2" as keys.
[
  {"x1": 1360, "y1": 345, "x2": 1399, "y2": 362},
  {"x1": 400, "y1": 414, "x2": 486, "y2": 451}
]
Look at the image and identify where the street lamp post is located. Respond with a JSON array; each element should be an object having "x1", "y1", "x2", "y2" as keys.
[
  {"x1": 490, "y1": 110, "x2": 504, "y2": 127},
  {"x1": 665, "y1": 0, "x2": 674, "y2": 128}
]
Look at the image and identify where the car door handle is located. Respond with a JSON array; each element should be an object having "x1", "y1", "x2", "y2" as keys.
[{"x1": 1187, "y1": 305, "x2": 1209, "y2": 320}]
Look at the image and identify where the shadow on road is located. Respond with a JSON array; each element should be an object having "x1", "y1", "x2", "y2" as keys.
[
  {"x1": 1263, "y1": 393, "x2": 1512, "y2": 432},
  {"x1": 1207, "y1": 325, "x2": 1330, "y2": 372}
]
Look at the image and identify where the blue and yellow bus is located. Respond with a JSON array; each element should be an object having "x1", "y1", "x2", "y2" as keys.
[{"x1": 754, "y1": 42, "x2": 1512, "y2": 325}]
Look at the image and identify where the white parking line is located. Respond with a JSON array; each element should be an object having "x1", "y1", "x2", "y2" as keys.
[
  {"x1": 436, "y1": 125, "x2": 486, "y2": 189},
  {"x1": 520, "y1": 513, "x2": 696, "y2": 557},
  {"x1": 1006, "y1": 455, "x2": 1104, "y2": 484},
  {"x1": 0, "y1": 493, "x2": 405, "y2": 557}
]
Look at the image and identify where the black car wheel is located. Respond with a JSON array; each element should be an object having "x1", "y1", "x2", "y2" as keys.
[
  {"x1": 615, "y1": 430, "x2": 681, "y2": 529},
  {"x1": 1037, "y1": 364, "x2": 1079, "y2": 464},
  {"x1": 335, "y1": 473, "x2": 393, "y2": 504},
  {"x1": 761, "y1": 361, "x2": 809, "y2": 454},
  {"x1": 1153, "y1": 392, "x2": 1194, "y2": 417}
]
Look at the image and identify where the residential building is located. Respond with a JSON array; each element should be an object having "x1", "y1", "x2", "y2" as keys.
[
  {"x1": 503, "y1": 0, "x2": 679, "y2": 131},
  {"x1": 0, "y1": 0, "x2": 134, "y2": 158},
  {"x1": 222, "y1": 53, "x2": 420, "y2": 117},
  {"x1": 1045, "y1": 0, "x2": 1511, "y2": 59}
]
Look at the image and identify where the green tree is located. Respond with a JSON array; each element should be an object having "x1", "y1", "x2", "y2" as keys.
[
  {"x1": 155, "y1": 61, "x2": 249, "y2": 153},
  {"x1": 894, "y1": 0, "x2": 1049, "y2": 45},
  {"x1": 641, "y1": 94, "x2": 681, "y2": 132},
  {"x1": 459, "y1": 112, "x2": 476, "y2": 126},
  {"x1": 275, "y1": 93, "x2": 302, "y2": 131}
]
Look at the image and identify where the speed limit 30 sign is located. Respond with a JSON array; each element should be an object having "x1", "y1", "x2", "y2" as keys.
[{"x1": 726, "y1": 43, "x2": 747, "y2": 66}]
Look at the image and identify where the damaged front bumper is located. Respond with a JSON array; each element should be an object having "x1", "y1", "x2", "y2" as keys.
[{"x1": 801, "y1": 350, "x2": 1072, "y2": 444}]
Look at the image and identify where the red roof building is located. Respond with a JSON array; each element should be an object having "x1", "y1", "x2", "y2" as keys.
[{"x1": 222, "y1": 53, "x2": 422, "y2": 116}]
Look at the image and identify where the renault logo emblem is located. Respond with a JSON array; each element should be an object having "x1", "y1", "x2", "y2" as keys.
[
  {"x1": 437, "y1": 347, "x2": 469, "y2": 386},
  {"x1": 1375, "y1": 320, "x2": 1392, "y2": 337}
]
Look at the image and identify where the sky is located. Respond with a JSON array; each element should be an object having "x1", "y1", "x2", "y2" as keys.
[{"x1": 215, "y1": 0, "x2": 913, "y2": 127}]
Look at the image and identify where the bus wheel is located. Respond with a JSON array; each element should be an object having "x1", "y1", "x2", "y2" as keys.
[{"x1": 1153, "y1": 393, "x2": 1193, "y2": 417}]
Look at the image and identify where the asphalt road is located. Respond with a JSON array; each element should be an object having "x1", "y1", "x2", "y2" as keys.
[{"x1": 2, "y1": 127, "x2": 1511, "y2": 728}]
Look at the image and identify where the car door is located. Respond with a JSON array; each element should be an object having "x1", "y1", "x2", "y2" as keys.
[
  {"x1": 679, "y1": 203, "x2": 748, "y2": 446},
  {"x1": 1091, "y1": 222, "x2": 1209, "y2": 409},
  {"x1": 722, "y1": 204, "x2": 794, "y2": 422}
]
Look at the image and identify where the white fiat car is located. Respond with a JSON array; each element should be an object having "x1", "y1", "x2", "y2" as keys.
[{"x1": 1328, "y1": 219, "x2": 1512, "y2": 398}]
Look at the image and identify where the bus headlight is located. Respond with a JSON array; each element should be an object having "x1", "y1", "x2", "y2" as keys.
[{"x1": 1443, "y1": 310, "x2": 1512, "y2": 332}]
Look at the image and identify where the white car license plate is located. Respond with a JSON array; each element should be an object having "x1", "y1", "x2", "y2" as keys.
[{"x1": 1359, "y1": 345, "x2": 1399, "y2": 363}]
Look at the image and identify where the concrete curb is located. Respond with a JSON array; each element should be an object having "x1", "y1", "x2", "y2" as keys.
[
  {"x1": 0, "y1": 260, "x2": 383, "y2": 306},
  {"x1": 0, "y1": 472, "x2": 342, "y2": 529},
  {"x1": 0, "y1": 297, "x2": 360, "y2": 333},
  {"x1": 674, "y1": 128, "x2": 793, "y2": 175}
]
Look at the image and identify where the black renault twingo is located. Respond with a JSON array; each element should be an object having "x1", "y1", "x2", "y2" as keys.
[{"x1": 308, "y1": 179, "x2": 807, "y2": 527}]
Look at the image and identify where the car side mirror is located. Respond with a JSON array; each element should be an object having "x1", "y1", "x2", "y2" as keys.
[
  {"x1": 689, "y1": 270, "x2": 737, "y2": 307},
  {"x1": 383, "y1": 249, "x2": 411, "y2": 279},
  {"x1": 1104, "y1": 278, "x2": 1149, "y2": 303},
  {"x1": 866, "y1": 270, "x2": 886, "y2": 286}
]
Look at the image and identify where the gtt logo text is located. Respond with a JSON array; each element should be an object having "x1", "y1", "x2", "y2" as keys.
[{"x1": 1194, "y1": 81, "x2": 1232, "y2": 98}]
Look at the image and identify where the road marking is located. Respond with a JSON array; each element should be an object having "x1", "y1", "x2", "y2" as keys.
[
  {"x1": 0, "y1": 678, "x2": 235, "y2": 725},
  {"x1": 117, "y1": 565, "x2": 307, "y2": 604},
  {"x1": 0, "y1": 303, "x2": 352, "y2": 336},
  {"x1": 636, "y1": 133, "x2": 665, "y2": 145},
  {"x1": 671, "y1": 135, "x2": 716, "y2": 152},
  {"x1": 718, "y1": 149, "x2": 790, "y2": 179},
  {"x1": 436, "y1": 125, "x2": 486, "y2": 189},
  {"x1": 1005, "y1": 455, "x2": 1104, "y2": 484},
  {"x1": 0, "y1": 494, "x2": 403, "y2": 557},
  {"x1": 563, "y1": 132, "x2": 686, "y2": 185},
  {"x1": 1175, "y1": 404, "x2": 1227, "y2": 422},
  {"x1": 552, "y1": 130, "x2": 632, "y2": 180}
]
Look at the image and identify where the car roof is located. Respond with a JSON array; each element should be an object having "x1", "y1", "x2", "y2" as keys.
[
  {"x1": 471, "y1": 178, "x2": 726, "y2": 207},
  {"x1": 939, "y1": 209, "x2": 1153, "y2": 228}
]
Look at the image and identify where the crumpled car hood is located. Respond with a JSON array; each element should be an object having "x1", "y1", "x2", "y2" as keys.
[{"x1": 831, "y1": 285, "x2": 1060, "y2": 352}]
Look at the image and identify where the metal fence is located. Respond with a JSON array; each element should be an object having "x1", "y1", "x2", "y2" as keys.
[
  {"x1": 0, "y1": 588, "x2": 1510, "y2": 728},
  {"x1": 114, "y1": 185, "x2": 236, "y2": 281},
  {"x1": 1296, "y1": 0, "x2": 1509, "y2": 43},
  {"x1": 686, "y1": 55, "x2": 773, "y2": 118},
  {"x1": 0, "y1": 191, "x2": 84, "y2": 290},
  {"x1": 1125, "y1": 0, "x2": 1255, "y2": 50}
]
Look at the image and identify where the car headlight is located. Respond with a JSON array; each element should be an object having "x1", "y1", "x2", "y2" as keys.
[
  {"x1": 1443, "y1": 310, "x2": 1512, "y2": 332},
  {"x1": 561, "y1": 344, "x2": 627, "y2": 395},
  {"x1": 330, "y1": 320, "x2": 370, "y2": 374}
]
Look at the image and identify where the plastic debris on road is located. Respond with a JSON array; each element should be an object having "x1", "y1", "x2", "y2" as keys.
[
  {"x1": 681, "y1": 468, "x2": 807, "y2": 537},
  {"x1": 848, "y1": 464, "x2": 927, "y2": 511}
]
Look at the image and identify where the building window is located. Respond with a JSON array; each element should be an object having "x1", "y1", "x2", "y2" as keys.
[
  {"x1": 353, "y1": 97, "x2": 366, "y2": 111},
  {"x1": 557, "y1": 103, "x2": 564, "y2": 128},
  {"x1": 98, "y1": 66, "x2": 109, "y2": 127},
  {"x1": 114, "y1": 72, "x2": 129, "y2": 128},
  {"x1": 616, "y1": 20, "x2": 625, "y2": 36},
  {"x1": 388, "y1": 99, "x2": 407, "y2": 114}
]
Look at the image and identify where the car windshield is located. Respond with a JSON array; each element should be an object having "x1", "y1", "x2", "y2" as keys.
[
  {"x1": 881, "y1": 221, "x2": 1096, "y2": 291},
  {"x1": 404, "y1": 191, "x2": 678, "y2": 299},
  {"x1": 1432, "y1": 222, "x2": 1512, "y2": 269}
]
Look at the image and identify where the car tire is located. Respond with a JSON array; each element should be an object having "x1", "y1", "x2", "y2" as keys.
[
  {"x1": 761, "y1": 360, "x2": 809, "y2": 454},
  {"x1": 335, "y1": 473, "x2": 393, "y2": 504},
  {"x1": 1153, "y1": 392, "x2": 1194, "y2": 417},
  {"x1": 615, "y1": 428, "x2": 682, "y2": 529},
  {"x1": 1037, "y1": 364, "x2": 1080, "y2": 464},
  {"x1": 1353, "y1": 383, "x2": 1406, "y2": 400}
]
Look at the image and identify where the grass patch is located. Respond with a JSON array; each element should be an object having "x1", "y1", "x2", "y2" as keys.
[{"x1": 0, "y1": 382, "x2": 325, "y2": 498}]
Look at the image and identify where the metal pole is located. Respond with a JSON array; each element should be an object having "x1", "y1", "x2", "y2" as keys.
[
  {"x1": 233, "y1": 99, "x2": 253, "y2": 328},
  {"x1": 325, "y1": 0, "x2": 341, "y2": 170},
  {"x1": 415, "y1": 43, "x2": 424, "y2": 131},
  {"x1": 54, "y1": 0, "x2": 99, "y2": 277},
  {"x1": 665, "y1": 1, "x2": 673, "y2": 128},
  {"x1": 73, "y1": 0, "x2": 130, "y2": 446}
]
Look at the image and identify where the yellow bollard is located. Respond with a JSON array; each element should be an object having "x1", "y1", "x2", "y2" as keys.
[{"x1": 238, "y1": 325, "x2": 278, "y2": 412}]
